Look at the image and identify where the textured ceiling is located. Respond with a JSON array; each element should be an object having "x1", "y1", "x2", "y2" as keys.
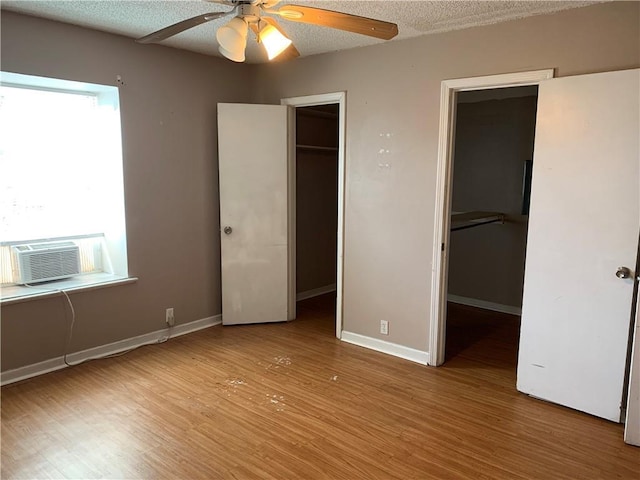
[{"x1": 2, "y1": 0, "x2": 602, "y2": 63}]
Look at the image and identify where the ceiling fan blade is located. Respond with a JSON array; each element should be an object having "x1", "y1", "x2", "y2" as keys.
[
  {"x1": 136, "y1": 10, "x2": 233, "y2": 44},
  {"x1": 274, "y1": 5, "x2": 398, "y2": 40},
  {"x1": 261, "y1": 17, "x2": 300, "y2": 61}
]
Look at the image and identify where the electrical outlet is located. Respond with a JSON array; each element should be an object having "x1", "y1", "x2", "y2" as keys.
[
  {"x1": 166, "y1": 308, "x2": 175, "y2": 327},
  {"x1": 380, "y1": 319, "x2": 389, "y2": 335}
]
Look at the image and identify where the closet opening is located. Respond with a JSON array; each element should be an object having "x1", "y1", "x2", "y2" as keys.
[
  {"x1": 293, "y1": 103, "x2": 340, "y2": 336},
  {"x1": 444, "y1": 85, "x2": 539, "y2": 368}
]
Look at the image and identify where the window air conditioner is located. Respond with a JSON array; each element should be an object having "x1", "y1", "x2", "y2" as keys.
[{"x1": 13, "y1": 242, "x2": 81, "y2": 284}]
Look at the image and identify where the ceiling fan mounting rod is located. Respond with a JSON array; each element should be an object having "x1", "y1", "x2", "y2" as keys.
[{"x1": 238, "y1": 4, "x2": 262, "y2": 23}]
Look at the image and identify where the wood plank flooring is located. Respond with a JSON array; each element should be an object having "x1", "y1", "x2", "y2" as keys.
[{"x1": 2, "y1": 295, "x2": 638, "y2": 479}]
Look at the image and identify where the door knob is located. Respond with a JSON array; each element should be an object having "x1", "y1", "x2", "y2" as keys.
[
  {"x1": 223, "y1": 226, "x2": 232, "y2": 235},
  {"x1": 615, "y1": 266, "x2": 632, "y2": 279}
]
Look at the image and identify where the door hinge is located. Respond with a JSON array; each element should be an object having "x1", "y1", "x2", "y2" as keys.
[{"x1": 441, "y1": 243, "x2": 445, "y2": 252}]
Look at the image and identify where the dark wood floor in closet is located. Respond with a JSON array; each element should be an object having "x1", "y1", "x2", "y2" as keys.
[{"x1": 446, "y1": 302, "x2": 520, "y2": 367}]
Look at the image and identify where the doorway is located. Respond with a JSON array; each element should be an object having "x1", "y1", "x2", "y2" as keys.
[
  {"x1": 445, "y1": 86, "x2": 538, "y2": 366},
  {"x1": 281, "y1": 93, "x2": 346, "y2": 338},
  {"x1": 429, "y1": 70, "x2": 554, "y2": 366},
  {"x1": 295, "y1": 104, "x2": 339, "y2": 332}
]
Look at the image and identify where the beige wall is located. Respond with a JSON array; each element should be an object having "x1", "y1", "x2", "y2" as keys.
[
  {"x1": 1, "y1": 2, "x2": 639, "y2": 371},
  {"x1": 0, "y1": 12, "x2": 253, "y2": 370},
  {"x1": 448, "y1": 94, "x2": 538, "y2": 308},
  {"x1": 253, "y1": 1, "x2": 640, "y2": 350}
]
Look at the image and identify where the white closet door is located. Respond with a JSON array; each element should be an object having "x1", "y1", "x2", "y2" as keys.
[
  {"x1": 517, "y1": 69, "x2": 639, "y2": 422},
  {"x1": 217, "y1": 103, "x2": 292, "y2": 325}
]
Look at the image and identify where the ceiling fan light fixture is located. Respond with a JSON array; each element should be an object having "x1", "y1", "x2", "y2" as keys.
[
  {"x1": 218, "y1": 44, "x2": 246, "y2": 63},
  {"x1": 216, "y1": 16, "x2": 248, "y2": 51},
  {"x1": 259, "y1": 24, "x2": 293, "y2": 60}
]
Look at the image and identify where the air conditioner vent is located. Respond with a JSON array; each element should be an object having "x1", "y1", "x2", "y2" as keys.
[{"x1": 13, "y1": 242, "x2": 81, "y2": 284}]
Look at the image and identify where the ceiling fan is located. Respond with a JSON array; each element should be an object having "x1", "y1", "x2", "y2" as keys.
[{"x1": 137, "y1": 0, "x2": 398, "y2": 62}]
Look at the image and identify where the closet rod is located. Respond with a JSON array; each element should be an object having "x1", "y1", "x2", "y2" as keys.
[{"x1": 450, "y1": 211, "x2": 505, "y2": 232}]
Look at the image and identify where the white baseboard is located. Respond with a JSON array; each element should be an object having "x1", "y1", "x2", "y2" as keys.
[
  {"x1": 296, "y1": 283, "x2": 337, "y2": 302},
  {"x1": 341, "y1": 331, "x2": 430, "y2": 366},
  {"x1": 1, "y1": 314, "x2": 222, "y2": 386},
  {"x1": 447, "y1": 294, "x2": 521, "y2": 316}
]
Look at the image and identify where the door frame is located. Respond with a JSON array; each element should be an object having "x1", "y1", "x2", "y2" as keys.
[
  {"x1": 281, "y1": 92, "x2": 346, "y2": 339},
  {"x1": 428, "y1": 69, "x2": 554, "y2": 366},
  {"x1": 625, "y1": 272, "x2": 640, "y2": 444}
]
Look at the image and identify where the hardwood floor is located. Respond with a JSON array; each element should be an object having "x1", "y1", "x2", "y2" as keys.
[{"x1": 2, "y1": 295, "x2": 638, "y2": 479}]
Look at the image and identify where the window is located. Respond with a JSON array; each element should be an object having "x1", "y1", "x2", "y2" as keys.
[{"x1": 0, "y1": 72, "x2": 128, "y2": 292}]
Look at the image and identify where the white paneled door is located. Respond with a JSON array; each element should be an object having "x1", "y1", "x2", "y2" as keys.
[
  {"x1": 517, "y1": 69, "x2": 640, "y2": 422},
  {"x1": 217, "y1": 103, "x2": 293, "y2": 325}
]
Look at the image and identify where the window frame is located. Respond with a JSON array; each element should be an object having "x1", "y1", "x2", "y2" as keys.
[{"x1": 0, "y1": 71, "x2": 130, "y2": 299}]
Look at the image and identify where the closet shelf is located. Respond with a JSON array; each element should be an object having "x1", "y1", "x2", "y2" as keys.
[
  {"x1": 451, "y1": 211, "x2": 505, "y2": 231},
  {"x1": 297, "y1": 109, "x2": 338, "y2": 119},
  {"x1": 296, "y1": 144, "x2": 338, "y2": 153}
]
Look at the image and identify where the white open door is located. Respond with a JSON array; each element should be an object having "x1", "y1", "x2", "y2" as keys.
[
  {"x1": 517, "y1": 69, "x2": 640, "y2": 422},
  {"x1": 218, "y1": 103, "x2": 293, "y2": 325}
]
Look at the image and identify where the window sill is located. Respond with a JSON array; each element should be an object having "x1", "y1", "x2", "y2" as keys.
[{"x1": 1, "y1": 273, "x2": 138, "y2": 305}]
